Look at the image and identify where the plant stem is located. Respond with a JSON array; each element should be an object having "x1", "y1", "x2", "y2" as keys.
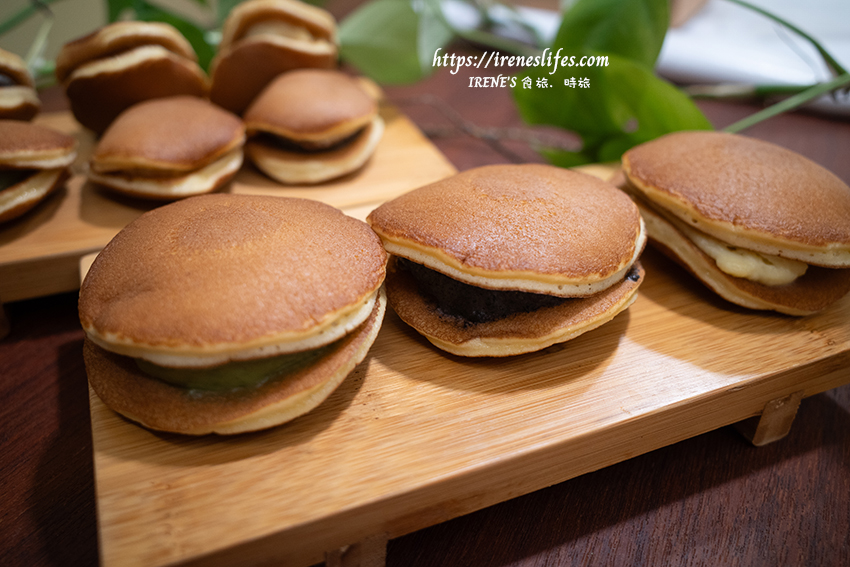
[
  {"x1": 724, "y1": 0, "x2": 848, "y2": 77},
  {"x1": 0, "y1": 0, "x2": 65, "y2": 37},
  {"x1": 723, "y1": 72, "x2": 850, "y2": 133},
  {"x1": 685, "y1": 83, "x2": 817, "y2": 99},
  {"x1": 427, "y1": 0, "x2": 540, "y2": 58}
]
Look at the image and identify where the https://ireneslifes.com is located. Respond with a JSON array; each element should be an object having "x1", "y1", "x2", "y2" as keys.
[{"x1": 432, "y1": 47, "x2": 609, "y2": 89}]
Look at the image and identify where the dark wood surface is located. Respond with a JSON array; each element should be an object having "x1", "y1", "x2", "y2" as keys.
[{"x1": 3, "y1": 8, "x2": 850, "y2": 565}]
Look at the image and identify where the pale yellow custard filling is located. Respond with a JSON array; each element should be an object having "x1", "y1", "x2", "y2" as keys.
[{"x1": 678, "y1": 220, "x2": 808, "y2": 286}]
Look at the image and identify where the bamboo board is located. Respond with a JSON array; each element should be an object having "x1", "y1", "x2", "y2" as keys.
[
  {"x1": 52, "y1": 107, "x2": 850, "y2": 566},
  {"x1": 88, "y1": 255, "x2": 850, "y2": 567},
  {"x1": 79, "y1": 134, "x2": 850, "y2": 564},
  {"x1": 0, "y1": 104, "x2": 456, "y2": 302}
]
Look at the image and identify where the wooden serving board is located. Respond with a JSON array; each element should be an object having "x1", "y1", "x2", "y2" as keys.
[
  {"x1": 88, "y1": 256, "x2": 850, "y2": 567},
  {"x1": 54, "y1": 107, "x2": 850, "y2": 565},
  {"x1": 0, "y1": 104, "x2": 456, "y2": 303}
]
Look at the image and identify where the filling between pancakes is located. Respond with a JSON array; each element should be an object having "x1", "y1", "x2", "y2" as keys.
[
  {"x1": 398, "y1": 257, "x2": 585, "y2": 324},
  {"x1": 255, "y1": 126, "x2": 366, "y2": 153},
  {"x1": 135, "y1": 340, "x2": 338, "y2": 392}
]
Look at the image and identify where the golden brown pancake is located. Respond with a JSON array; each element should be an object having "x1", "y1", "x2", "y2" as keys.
[
  {"x1": 0, "y1": 48, "x2": 40, "y2": 121},
  {"x1": 367, "y1": 164, "x2": 646, "y2": 356},
  {"x1": 79, "y1": 193, "x2": 388, "y2": 434},
  {"x1": 87, "y1": 96, "x2": 245, "y2": 200},
  {"x1": 243, "y1": 69, "x2": 382, "y2": 184},
  {"x1": 622, "y1": 130, "x2": 850, "y2": 315},
  {"x1": 0, "y1": 120, "x2": 76, "y2": 223},
  {"x1": 56, "y1": 22, "x2": 208, "y2": 134},
  {"x1": 210, "y1": 0, "x2": 338, "y2": 115}
]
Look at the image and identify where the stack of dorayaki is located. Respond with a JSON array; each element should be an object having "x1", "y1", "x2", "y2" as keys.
[
  {"x1": 619, "y1": 131, "x2": 850, "y2": 316},
  {"x1": 5, "y1": 0, "x2": 850, "y2": 437}
]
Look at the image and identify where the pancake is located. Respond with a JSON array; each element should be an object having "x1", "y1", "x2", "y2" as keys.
[
  {"x1": 622, "y1": 130, "x2": 850, "y2": 315},
  {"x1": 210, "y1": 0, "x2": 338, "y2": 115},
  {"x1": 79, "y1": 194, "x2": 388, "y2": 434},
  {"x1": 243, "y1": 69, "x2": 382, "y2": 184},
  {"x1": 87, "y1": 96, "x2": 245, "y2": 200},
  {"x1": 0, "y1": 120, "x2": 76, "y2": 223},
  {"x1": 367, "y1": 164, "x2": 646, "y2": 356},
  {"x1": 0, "y1": 48, "x2": 40, "y2": 121},
  {"x1": 56, "y1": 22, "x2": 208, "y2": 134}
]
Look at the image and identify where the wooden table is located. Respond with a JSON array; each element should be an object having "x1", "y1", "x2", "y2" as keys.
[{"x1": 3, "y1": 11, "x2": 850, "y2": 567}]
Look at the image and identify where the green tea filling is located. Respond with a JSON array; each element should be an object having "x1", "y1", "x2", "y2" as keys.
[{"x1": 135, "y1": 342, "x2": 336, "y2": 391}]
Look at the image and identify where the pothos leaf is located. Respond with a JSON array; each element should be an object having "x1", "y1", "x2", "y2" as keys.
[
  {"x1": 512, "y1": 0, "x2": 710, "y2": 166},
  {"x1": 553, "y1": 0, "x2": 669, "y2": 69},
  {"x1": 339, "y1": 0, "x2": 452, "y2": 85},
  {"x1": 513, "y1": 52, "x2": 712, "y2": 166}
]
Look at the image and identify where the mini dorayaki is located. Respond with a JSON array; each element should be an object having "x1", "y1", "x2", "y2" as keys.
[
  {"x1": 621, "y1": 130, "x2": 850, "y2": 315},
  {"x1": 55, "y1": 21, "x2": 208, "y2": 134},
  {"x1": 87, "y1": 96, "x2": 245, "y2": 200},
  {"x1": 79, "y1": 194, "x2": 388, "y2": 435},
  {"x1": 243, "y1": 69, "x2": 383, "y2": 184},
  {"x1": 367, "y1": 164, "x2": 646, "y2": 357},
  {"x1": 0, "y1": 48, "x2": 40, "y2": 121},
  {"x1": 210, "y1": 0, "x2": 338, "y2": 115},
  {"x1": 0, "y1": 120, "x2": 76, "y2": 223}
]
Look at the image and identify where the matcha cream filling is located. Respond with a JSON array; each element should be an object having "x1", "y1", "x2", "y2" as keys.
[{"x1": 135, "y1": 343, "x2": 335, "y2": 391}]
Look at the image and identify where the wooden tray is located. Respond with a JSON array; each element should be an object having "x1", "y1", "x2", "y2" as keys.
[
  {"x1": 0, "y1": 104, "x2": 456, "y2": 302},
  {"x1": 88, "y1": 255, "x2": 850, "y2": 567},
  {"x1": 49, "y1": 108, "x2": 850, "y2": 566}
]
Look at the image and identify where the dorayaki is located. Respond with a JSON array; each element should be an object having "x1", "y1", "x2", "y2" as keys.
[
  {"x1": 79, "y1": 193, "x2": 388, "y2": 435},
  {"x1": 367, "y1": 164, "x2": 646, "y2": 357},
  {"x1": 87, "y1": 96, "x2": 245, "y2": 200},
  {"x1": 210, "y1": 0, "x2": 338, "y2": 115},
  {"x1": 55, "y1": 21, "x2": 208, "y2": 134},
  {"x1": 243, "y1": 69, "x2": 383, "y2": 184},
  {"x1": 0, "y1": 120, "x2": 76, "y2": 223},
  {"x1": 0, "y1": 48, "x2": 40, "y2": 121},
  {"x1": 621, "y1": 130, "x2": 850, "y2": 315}
]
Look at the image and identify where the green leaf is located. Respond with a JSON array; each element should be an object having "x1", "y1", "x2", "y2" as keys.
[
  {"x1": 216, "y1": 0, "x2": 244, "y2": 25},
  {"x1": 553, "y1": 0, "x2": 669, "y2": 69},
  {"x1": 132, "y1": 1, "x2": 216, "y2": 71},
  {"x1": 417, "y1": 0, "x2": 454, "y2": 75},
  {"x1": 106, "y1": 0, "x2": 135, "y2": 22},
  {"x1": 513, "y1": 52, "x2": 712, "y2": 166},
  {"x1": 339, "y1": 0, "x2": 452, "y2": 85}
]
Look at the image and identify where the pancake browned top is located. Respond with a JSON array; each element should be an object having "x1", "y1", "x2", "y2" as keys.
[
  {"x1": 55, "y1": 21, "x2": 197, "y2": 83},
  {"x1": 79, "y1": 194, "x2": 387, "y2": 352},
  {"x1": 622, "y1": 131, "x2": 850, "y2": 258},
  {"x1": 244, "y1": 69, "x2": 376, "y2": 144},
  {"x1": 90, "y1": 96, "x2": 244, "y2": 175},
  {"x1": 0, "y1": 120, "x2": 76, "y2": 167},
  {"x1": 368, "y1": 164, "x2": 643, "y2": 286}
]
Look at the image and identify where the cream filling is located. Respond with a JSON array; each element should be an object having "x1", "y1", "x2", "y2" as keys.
[
  {"x1": 0, "y1": 85, "x2": 39, "y2": 109},
  {"x1": 627, "y1": 175, "x2": 850, "y2": 267},
  {"x1": 85, "y1": 290, "x2": 379, "y2": 368},
  {"x1": 674, "y1": 216, "x2": 808, "y2": 286},
  {"x1": 86, "y1": 148, "x2": 242, "y2": 198},
  {"x1": 0, "y1": 169, "x2": 62, "y2": 215},
  {"x1": 1, "y1": 146, "x2": 76, "y2": 170}
]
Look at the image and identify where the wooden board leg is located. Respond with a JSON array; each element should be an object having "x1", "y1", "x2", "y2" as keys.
[
  {"x1": 325, "y1": 533, "x2": 388, "y2": 567},
  {"x1": 735, "y1": 390, "x2": 805, "y2": 446},
  {"x1": 0, "y1": 301, "x2": 10, "y2": 340}
]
